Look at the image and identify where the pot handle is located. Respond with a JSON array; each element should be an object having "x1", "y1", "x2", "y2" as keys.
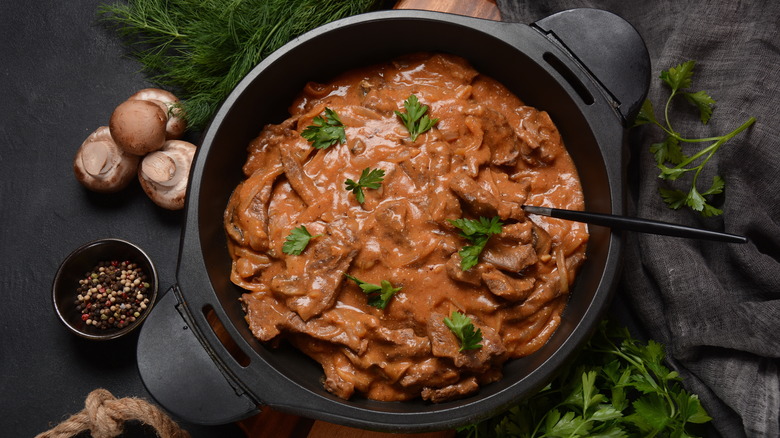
[
  {"x1": 532, "y1": 8, "x2": 651, "y2": 123},
  {"x1": 137, "y1": 286, "x2": 259, "y2": 424}
]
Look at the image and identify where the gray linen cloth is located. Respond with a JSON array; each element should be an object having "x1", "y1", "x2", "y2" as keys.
[{"x1": 496, "y1": 1, "x2": 780, "y2": 437}]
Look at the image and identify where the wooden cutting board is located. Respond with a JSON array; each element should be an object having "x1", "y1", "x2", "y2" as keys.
[{"x1": 237, "y1": 1, "x2": 499, "y2": 437}]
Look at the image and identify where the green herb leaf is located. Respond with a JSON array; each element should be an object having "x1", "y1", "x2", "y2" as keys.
[
  {"x1": 345, "y1": 167, "x2": 385, "y2": 203},
  {"x1": 545, "y1": 410, "x2": 585, "y2": 436},
  {"x1": 702, "y1": 175, "x2": 725, "y2": 196},
  {"x1": 281, "y1": 225, "x2": 321, "y2": 255},
  {"x1": 660, "y1": 60, "x2": 696, "y2": 92},
  {"x1": 626, "y1": 395, "x2": 671, "y2": 433},
  {"x1": 443, "y1": 311, "x2": 483, "y2": 352},
  {"x1": 457, "y1": 320, "x2": 713, "y2": 438},
  {"x1": 633, "y1": 99, "x2": 658, "y2": 127},
  {"x1": 700, "y1": 203, "x2": 723, "y2": 218},
  {"x1": 344, "y1": 274, "x2": 400, "y2": 309},
  {"x1": 657, "y1": 163, "x2": 688, "y2": 181},
  {"x1": 395, "y1": 94, "x2": 439, "y2": 141},
  {"x1": 448, "y1": 216, "x2": 504, "y2": 270},
  {"x1": 634, "y1": 59, "x2": 756, "y2": 216},
  {"x1": 650, "y1": 136, "x2": 685, "y2": 165},
  {"x1": 659, "y1": 188, "x2": 688, "y2": 210},
  {"x1": 678, "y1": 392, "x2": 712, "y2": 425},
  {"x1": 683, "y1": 90, "x2": 716, "y2": 124},
  {"x1": 659, "y1": 181, "x2": 723, "y2": 216},
  {"x1": 685, "y1": 186, "x2": 706, "y2": 212},
  {"x1": 301, "y1": 107, "x2": 346, "y2": 150}
]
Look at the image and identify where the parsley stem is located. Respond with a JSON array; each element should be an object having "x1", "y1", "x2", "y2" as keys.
[
  {"x1": 669, "y1": 139, "x2": 720, "y2": 172},
  {"x1": 663, "y1": 86, "x2": 756, "y2": 144},
  {"x1": 668, "y1": 116, "x2": 755, "y2": 172},
  {"x1": 675, "y1": 116, "x2": 756, "y2": 143},
  {"x1": 663, "y1": 90, "x2": 678, "y2": 135}
]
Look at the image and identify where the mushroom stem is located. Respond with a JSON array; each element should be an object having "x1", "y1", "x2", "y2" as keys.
[
  {"x1": 138, "y1": 140, "x2": 197, "y2": 210},
  {"x1": 141, "y1": 152, "x2": 178, "y2": 186},
  {"x1": 81, "y1": 140, "x2": 113, "y2": 176},
  {"x1": 73, "y1": 126, "x2": 140, "y2": 193}
]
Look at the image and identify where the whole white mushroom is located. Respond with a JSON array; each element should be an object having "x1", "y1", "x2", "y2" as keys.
[
  {"x1": 128, "y1": 88, "x2": 186, "y2": 140},
  {"x1": 109, "y1": 99, "x2": 168, "y2": 156},
  {"x1": 138, "y1": 140, "x2": 197, "y2": 210}
]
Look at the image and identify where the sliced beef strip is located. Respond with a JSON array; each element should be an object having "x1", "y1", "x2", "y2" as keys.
[
  {"x1": 399, "y1": 140, "x2": 452, "y2": 190},
  {"x1": 515, "y1": 107, "x2": 564, "y2": 167},
  {"x1": 242, "y1": 291, "x2": 298, "y2": 341},
  {"x1": 508, "y1": 277, "x2": 565, "y2": 321},
  {"x1": 374, "y1": 326, "x2": 432, "y2": 360},
  {"x1": 242, "y1": 120, "x2": 291, "y2": 176},
  {"x1": 293, "y1": 337, "x2": 359, "y2": 400},
  {"x1": 427, "y1": 312, "x2": 507, "y2": 372},
  {"x1": 398, "y1": 357, "x2": 460, "y2": 389},
  {"x1": 422, "y1": 376, "x2": 479, "y2": 403},
  {"x1": 279, "y1": 141, "x2": 319, "y2": 206},
  {"x1": 445, "y1": 252, "x2": 483, "y2": 286},
  {"x1": 500, "y1": 221, "x2": 534, "y2": 243},
  {"x1": 482, "y1": 241, "x2": 538, "y2": 273},
  {"x1": 242, "y1": 292, "x2": 378, "y2": 354},
  {"x1": 449, "y1": 170, "x2": 530, "y2": 222},
  {"x1": 270, "y1": 219, "x2": 358, "y2": 321},
  {"x1": 479, "y1": 107, "x2": 521, "y2": 166},
  {"x1": 224, "y1": 157, "x2": 284, "y2": 253},
  {"x1": 479, "y1": 169, "x2": 529, "y2": 221},
  {"x1": 480, "y1": 265, "x2": 536, "y2": 302},
  {"x1": 533, "y1": 223, "x2": 553, "y2": 257},
  {"x1": 448, "y1": 172, "x2": 499, "y2": 218}
]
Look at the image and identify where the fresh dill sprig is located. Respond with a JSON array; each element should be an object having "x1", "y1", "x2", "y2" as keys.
[{"x1": 98, "y1": 0, "x2": 383, "y2": 130}]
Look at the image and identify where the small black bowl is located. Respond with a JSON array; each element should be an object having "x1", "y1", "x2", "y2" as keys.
[{"x1": 52, "y1": 238, "x2": 159, "y2": 340}]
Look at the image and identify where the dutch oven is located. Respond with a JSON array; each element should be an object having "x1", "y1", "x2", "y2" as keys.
[{"x1": 136, "y1": 8, "x2": 650, "y2": 432}]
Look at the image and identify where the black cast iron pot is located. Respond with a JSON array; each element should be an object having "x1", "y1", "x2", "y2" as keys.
[{"x1": 137, "y1": 8, "x2": 650, "y2": 432}]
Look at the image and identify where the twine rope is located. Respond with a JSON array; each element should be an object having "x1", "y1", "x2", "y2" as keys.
[{"x1": 36, "y1": 388, "x2": 190, "y2": 438}]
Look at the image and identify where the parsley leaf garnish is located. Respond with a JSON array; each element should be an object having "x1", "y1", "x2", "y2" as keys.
[
  {"x1": 448, "y1": 216, "x2": 504, "y2": 270},
  {"x1": 458, "y1": 320, "x2": 712, "y2": 438},
  {"x1": 345, "y1": 167, "x2": 385, "y2": 204},
  {"x1": 281, "y1": 225, "x2": 321, "y2": 255},
  {"x1": 301, "y1": 107, "x2": 346, "y2": 150},
  {"x1": 344, "y1": 274, "x2": 401, "y2": 309},
  {"x1": 443, "y1": 311, "x2": 483, "y2": 352},
  {"x1": 634, "y1": 60, "x2": 755, "y2": 216},
  {"x1": 395, "y1": 94, "x2": 439, "y2": 141}
]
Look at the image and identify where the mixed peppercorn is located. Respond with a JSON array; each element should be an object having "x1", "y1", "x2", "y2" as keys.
[{"x1": 75, "y1": 260, "x2": 151, "y2": 330}]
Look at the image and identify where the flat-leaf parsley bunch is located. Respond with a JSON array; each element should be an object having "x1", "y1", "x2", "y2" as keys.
[
  {"x1": 635, "y1": 60, "x2": 755, "y2": 216},
  {"x1": 459, "y1": 320, "x2": 711, "y2": 438}
]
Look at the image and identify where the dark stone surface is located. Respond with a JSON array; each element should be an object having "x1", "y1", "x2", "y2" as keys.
[{"x1": 0, "y1": 1, "x2": 243, "y2": 436}]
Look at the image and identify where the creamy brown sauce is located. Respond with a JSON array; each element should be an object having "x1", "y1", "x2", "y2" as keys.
[{"x1": 224, "y1": 53, "x2": 588, "y2": 402}]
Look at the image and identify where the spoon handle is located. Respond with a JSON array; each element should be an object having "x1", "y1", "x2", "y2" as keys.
[{"x1": 522, "y1": 205, "x2": 748, "y2": 244}]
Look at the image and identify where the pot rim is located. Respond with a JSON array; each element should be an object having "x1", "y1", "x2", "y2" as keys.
[{"x1": 138, "y1": 8, "x2": 648, "y2": 431}]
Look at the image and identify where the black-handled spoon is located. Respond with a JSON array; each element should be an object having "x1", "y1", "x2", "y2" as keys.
[{"x1": 522, "y1": 205, "x2": 747, "y2": 244}]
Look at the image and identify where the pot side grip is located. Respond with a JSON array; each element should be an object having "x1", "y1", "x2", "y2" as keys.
[
  {"x1": 137, "y1": 286, "x2": 259, "y2": 424},
  {"x1": 532, "y1": 8, "x2": 651, "y2": 124}
]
